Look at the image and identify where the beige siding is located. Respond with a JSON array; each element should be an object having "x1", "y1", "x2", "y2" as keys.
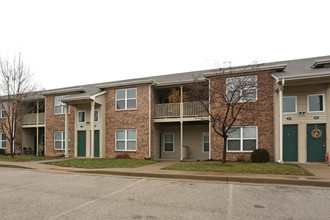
[
  {"x1": 283, "y1": 84, "x2": 327, "y2": 124},
  {"x1": 154, "y1": 123, "x2": 209, "y2": 160}
]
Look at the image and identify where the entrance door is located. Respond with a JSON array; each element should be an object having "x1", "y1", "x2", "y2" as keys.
[
  {"x1": 283, "y1": 125, "x2": 298, "y2": 162},
  {"x1": 307, "y1": 124, "x2": 326, "y2": 162},
  {"x1": 78, "y1": 131, "x2": 86, "y2": 157},
  {"x1": 94, "y1": 130, "x2": 100, "y2": 158}
]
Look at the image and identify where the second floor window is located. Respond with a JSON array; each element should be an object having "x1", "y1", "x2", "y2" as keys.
[
  {"x1": 226, "y1": 75, "x2": 257, "y2": 102},
  {"x1": 283, "y1": 96, "x2": 297, "y2": 113},
  {"x1": 308, "y1": 94, "x2": 324, "y2": 112},
  {"x1": 116, "y1": 88, "x2": 137, "y2": 110},
  {"x1": 78, "y1": 111, "x2": 86, "y2": 123},
  {"x1": 0, "y1": 102, "x2": 6, "y2": 118},
  {"x1": 94, "y1": 109, "x2": 99, "y2": 122},
  {"x1": 54, "y1": 96, "x2": 69, "y2": 114}
]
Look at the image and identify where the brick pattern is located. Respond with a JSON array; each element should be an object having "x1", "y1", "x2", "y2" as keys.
[
  {"x1": 45, "y1": 95, "x2": 76, "y2": 157},
  {"x1": 105, "y1": 85, "x2": 150, "y2": 159},
  {"x1": 209, "y1": 72, "x2": 275, "y2": 162}
]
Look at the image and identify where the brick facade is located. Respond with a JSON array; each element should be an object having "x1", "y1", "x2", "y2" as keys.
[
  {"x1": 45, "y1": 95, "x2": 76, "y2": 157},
  {"x1": 209, "y1": 71, "x2": 275, "y2": 162},
  {"x1": 105, "y1": 84, "x2": 151, "y2": 159}
]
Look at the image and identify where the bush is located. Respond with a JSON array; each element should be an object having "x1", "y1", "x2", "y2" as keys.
[
  {"x1": 251, "y1": 149, "x2": 270, "y2": 163},
  {"x1": 0, "y1": 149, "x2": 6, "y2": 155}
]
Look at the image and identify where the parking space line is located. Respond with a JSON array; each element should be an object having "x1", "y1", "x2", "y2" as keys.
[
  {"x1": 49, "y1": 178, "x2": 146, "y2": 220},
  {"x1": 227, "y1": 183, "x2": 233, "y2": 220},
  {"x1": 0, "y1": 173, "x2": 79, "y2": 192}
]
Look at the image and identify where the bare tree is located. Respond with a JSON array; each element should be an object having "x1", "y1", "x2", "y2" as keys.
[
  {"x1": 187, "y1": 63, "x2": 261, "y2": 163},
  {"x1": 0, "y1": 54, "x2": 38, "y2": 156}
]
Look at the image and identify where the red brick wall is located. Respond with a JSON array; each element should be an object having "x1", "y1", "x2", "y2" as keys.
[
  {"x1": 209, "y1": 72, "x2": 275, "y2": 162},
  {"x1": 45, "y1": 95, "x2": 75, "y2": 157},
  {"x1": 105, "y1": 85, "x2": 150, "y2": 159}
]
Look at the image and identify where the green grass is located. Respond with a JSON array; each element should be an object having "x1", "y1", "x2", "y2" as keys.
[
  {"x1": 165, "y1": 161, "x2": 313, "y2": 176},
  {"x1": 0, "y1": 155, "x2": 56, "y2": 162},
  {"x1": 49, "y1": 158, "x2": 155, "y2": 169}
]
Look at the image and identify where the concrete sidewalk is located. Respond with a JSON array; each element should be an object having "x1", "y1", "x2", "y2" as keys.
[{"x1": 0, "y1": 159, "x2": 329, "y2": 188}]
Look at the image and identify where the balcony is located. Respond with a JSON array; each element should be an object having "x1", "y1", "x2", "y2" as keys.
[
  {"x1": 22, "y1": 113, "x2": 45, "y2": 126},
  {"x1": 154, "y1": 101, "x2": 208, "y2": 119}
]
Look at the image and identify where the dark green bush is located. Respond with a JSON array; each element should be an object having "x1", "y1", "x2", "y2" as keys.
[
  {"x1": 0, "y1": 149, "x2": 6, "y2": 155},
  {"x1": 251, "y1": 149, "x2": 270, "y2": 163}
]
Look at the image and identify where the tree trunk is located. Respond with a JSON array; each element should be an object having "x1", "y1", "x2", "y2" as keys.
[
  {"x1": 10, "y1": 138, "x2": 14, "y2": 157},
  {"x1": 222, "y1": 136, "x2": 227, "y2": 163}
]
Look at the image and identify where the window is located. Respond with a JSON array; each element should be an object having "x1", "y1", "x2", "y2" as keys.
[
  {"x1": 115, "y1": 129, "x2": 137, "y2": 151},
  {"x1": 94, "y1": 109, "x2": 99, "y2": 122},
  {"x1": 203, "y1": 132, "x2": 209, "y2": 152},
  {"x1": 54, "y1": 96, "x2": 70, "y2": 114},
  {"x1": 227, "y1": 126, "x2": 257, "y2": 152},
  {"x1": 164, "y1": 133, "x2": 174, "y2": 152},
  {"x1": 0, "y1": 102, "x2": 6, "y2": 118},
  {"x1": 116, "y1": 88, "x2": 137, "y2": 110},
  {"x1": 283, "y1": 96, "x2": 297, "y2": 113},
  {"x1": 308, "y1": 94, "x2": 324, "y2": 112},
  {"x1": 226, "y1": 75, "x2": 257, "y2": 102},
  {"x1": 0, "y1": 133, "x2": 6, "y2": 149},
  {"x1": 78, "y1": 111, "x2": 86, "y2": 123},
  {"x1": 54, "y1": 131, "x2": 70, "y2": 150}
]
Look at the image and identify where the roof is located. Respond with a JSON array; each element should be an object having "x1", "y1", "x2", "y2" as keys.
[{"x1": 38, "y1": 55, "x2": 330, "y2": 101}]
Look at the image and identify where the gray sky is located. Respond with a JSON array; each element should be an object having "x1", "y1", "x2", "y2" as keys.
[{"x1": 0, "y1": 0, "x2": 329, "y2": 89}]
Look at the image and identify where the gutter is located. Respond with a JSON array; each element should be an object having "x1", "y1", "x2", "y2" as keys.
[
  {"x1": 272, "y1": 75, "x2": 285, "y2": 164},
  {"x1": 97, "y1": 79, "x2": 155, "y2": 89}
]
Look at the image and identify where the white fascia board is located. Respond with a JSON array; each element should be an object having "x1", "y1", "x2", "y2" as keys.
[{"x1": 96, "y1": 80, "x2": 155, "y2": 89}]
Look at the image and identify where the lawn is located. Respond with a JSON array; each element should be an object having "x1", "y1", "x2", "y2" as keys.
[
  {"x1": 49, "y1": 158, "x2": 155, "y2": 169},
  {"x1": 165, "y1": 161, "x2": 313, "y2": 176},
  {"x1": 0, "y1": 155, "x2": 56, "y2": 162}
]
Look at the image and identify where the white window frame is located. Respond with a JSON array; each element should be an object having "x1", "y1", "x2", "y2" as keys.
[
  {"x1": 115, "y1": 129, "x2": 137, "y2": 151},
  {"x1": 227, "y1": 126, "x2": 258, "y2": 152},
  {"x1": 163, "y1": 133, "x2": 175, "y2": 152},
  {"x1": 202, "y1": 132, "x2": 209, "y2": 152},
  {"x1": 77, "y1": 110, "x2": 86, "y2": 123},
  {"x1": 54, "y1": 131, "x2": 70, "y2": 150},
  {"x1": 94, "y1": 109, "x2": 99, "y2": 122},
  {"x1": 283, "y1": 96, "x2": 297, "y2": 114},
  {"x1": 0, "y1": 102, "x2": 7, "y2": 118},
  {"x1": 307, "y1": 94, "x2": 325, "y2": 113},
  {"x1": 0, "y1": 133, "x2": 6, "y2": 149},
  {"x1": 226, "y1": 75, "x2": 258, "y2": 102},
  {"x1": 115, "y1": 88, "x2": 137, "y2": 110},
  {"x1": 54, "y1": 96, "x2": 70, "y2": 115}
]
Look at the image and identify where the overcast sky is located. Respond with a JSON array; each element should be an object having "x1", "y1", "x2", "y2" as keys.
[{"x1": 0, "y1": 0, "x2": 329, "y2": 89}]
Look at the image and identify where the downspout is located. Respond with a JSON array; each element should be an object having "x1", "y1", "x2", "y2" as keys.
[
  {"x1": 148, "y1": 82, "x2": 156, "y2": 159},
  {"x1": 207, "y1": 78, "x2": 211, "y2": 160}
]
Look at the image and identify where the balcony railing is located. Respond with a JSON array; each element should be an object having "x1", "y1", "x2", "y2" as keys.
[
  {"x1": 22, "y1": 113, "x2": 45, "y2": 125},
  {"x1": 154, "y1": 101, "x2": 208, "y2": 119}
]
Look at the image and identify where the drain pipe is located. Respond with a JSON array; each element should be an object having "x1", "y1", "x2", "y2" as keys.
[
  {"x1": 278, "y1": 77, "x2": 285, "y2": 163},
  {"x1": 148, "y1": 82, "x2": 156, "y2": 159},
  {"x1": 207, "y1": 78, "x2": 211, "y2": 160}
]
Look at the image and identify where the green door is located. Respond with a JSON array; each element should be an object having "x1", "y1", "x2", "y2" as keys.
[
  {"x1": 307, "y1": 124, "x2": 326, "y2": 162},
  {"x1": 283, "y1": 125, "x2": 298, "y2": 162},
  {"x1": 78, "y1": 131, "x2": 86, "y2": 157},
  {"x1": 94, "y1": 130, "x2": 100, "y2": 158}
]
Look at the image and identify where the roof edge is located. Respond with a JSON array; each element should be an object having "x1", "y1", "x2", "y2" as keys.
[
  {"x1": 41, "y1": 87, "x2": 87, "y2": 96},
  {"x1": 96, "y1": 79, "x2": 155, "y2": 89}
]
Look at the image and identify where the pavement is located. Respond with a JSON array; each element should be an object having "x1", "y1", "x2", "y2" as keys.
[{"x1": 0, "y1": 159, "x2": 329, "y2": 188}]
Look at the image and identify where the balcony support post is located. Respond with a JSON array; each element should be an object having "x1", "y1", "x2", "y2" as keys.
[
  {"x1": 90, "y1": 101, "x2": 95, "y2": 158},
  {"x1": 180, "y1": 120, "x2": 183, "y2": 161},
  {"x1": 64, "y1": 104, "x2": 69, "y2": 158},
  {"x1": 36, "y1": 101, "x2": 39, "y2": 156}
]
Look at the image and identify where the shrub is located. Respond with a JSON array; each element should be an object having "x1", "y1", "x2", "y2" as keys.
[
  {"x1": 0, "y1": 149, "x2": 6, "y2": 155},
  {"x1": 115, "y1": 153, "x2": 131, "y2": 159},
  {"x1": 251, "y1": 149, "x2": 270, "y2": 163}
]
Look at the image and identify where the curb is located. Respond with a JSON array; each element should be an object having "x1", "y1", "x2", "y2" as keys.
[{"x1": 72, "y1": 170, "x2": 330, "y2": 188}]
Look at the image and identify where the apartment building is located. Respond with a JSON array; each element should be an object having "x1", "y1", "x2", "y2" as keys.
[{"x1": 2, "y1": 55, "x2": 330, "y2": 163}]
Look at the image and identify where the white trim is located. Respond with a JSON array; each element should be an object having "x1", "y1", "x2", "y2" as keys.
[
  {"x1": 54, "y1": 131, "x2": 70, "y2": 150},
  {"x1": 115, "y1": 88, "x2": 137, "y2": 111},
  {"x1": 202, "y1": 132, "x2": 209, "y2": 153},
  {"x1": 0, "y1": 133, "x2": 6, "y2": 149},
  {"x1": 115, "y1": 129, "x2": 137, "y2": 151},
  {"x1": 77, "y1": 110, "x2": 86, "y2": 123},
  {"x1": 227, "y1": 126, "x2": 258, "y2": 152},
  {"x1": 307, "y1": 94, "x2": 325, "y2": 113},
  {"x1": 94, "y1": 109, "x2": 99, "y2": 122},
  {"x1": 163, "y1": 133, "x2": 175, "y2": 152},
  {"x1": 283, "y1": 96, "x2": 297, "y2": 114}
]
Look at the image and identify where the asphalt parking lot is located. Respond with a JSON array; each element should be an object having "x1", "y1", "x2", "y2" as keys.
[{"x1": 0, "y1": 168, "x2": 329, "y2": 220}]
